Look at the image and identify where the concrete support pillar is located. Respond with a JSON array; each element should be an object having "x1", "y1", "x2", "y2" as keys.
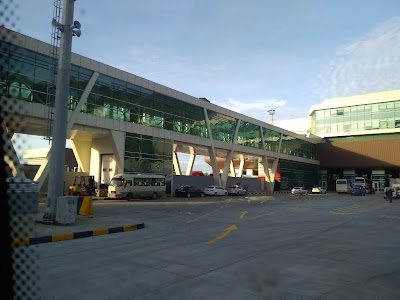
[
  {"x1": 2, "y1": 124, "x2": 26, "y2": 178},
  {"x1": 110, "y1": 130, "x2": 125, "y2": 175},
  {"x1": 230, "y1": 160, "x2": 236, "y2": 177},
  {"x1": 69, "y1": 139, "x2": 92, "y2": 172},
  {"x1": 172, "y1": 143, "x2": 181, "y2": 175},
  {"x1": 208, "y1": 146, "x2": 221, "y2": 186},
  {"x1": 221, "y1": 150, "x2": 234, "y2": 188},
  {"x1": 185, "y1": 146, "x2": 196, "y2": 176},
  {"x1": 261, "y1": 155, "x2": 279, "y2": 192},
  {"x1": 237, "y1": 154, "x2": 245, "y2": 177}
]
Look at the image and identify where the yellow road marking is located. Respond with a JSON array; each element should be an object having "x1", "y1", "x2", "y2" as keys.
[
  {"x1": 124, "y1": 225, "x2": 137, "y2": 231},
  {"x1": 206, "y1": 225, "x2": 238, "y2": 245},
  {"x1": 251, "y1": 212, "x2": 275, "y2": 220},
  {"x1": 11, "y1": 238, "x2": 29, "y2": 247},
  {"x1": 240, "y1": 211, "x2": 248, "y2": 219},
  {"x1": 93, "y1": 228, "x2": 109, "y2": 236},
  {"x1": 52, "y1": 233, "x2": 74, "y2": 242}
]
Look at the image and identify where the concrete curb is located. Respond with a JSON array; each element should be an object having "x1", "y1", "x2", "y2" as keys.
[{"x1": 12, "y1": 223, "x2": 145, "y2": 248}]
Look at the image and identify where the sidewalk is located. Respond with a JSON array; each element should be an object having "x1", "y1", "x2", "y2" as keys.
[{"x1": 11, "y1": 203, "x2": 144, "y2": 247}]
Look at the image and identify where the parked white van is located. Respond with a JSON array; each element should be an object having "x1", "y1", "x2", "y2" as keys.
[{"x1": 107, "y1": 173, "x2": 166, "y2": 200}]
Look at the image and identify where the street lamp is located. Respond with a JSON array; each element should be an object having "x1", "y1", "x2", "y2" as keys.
[{"x1": 268, "y1": 109, "x2": 275, "y2": 125}]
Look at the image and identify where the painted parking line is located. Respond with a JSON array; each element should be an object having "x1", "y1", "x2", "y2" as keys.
[
  {"x1": 239, "y1": 211, "x2": 248, "y2": 219},
  {"x1": 206, "y1": 225, "x2": 238, "y2": 245},
  {"x1": 251, "y1": 212, "x2": 275, "y2": 220}
]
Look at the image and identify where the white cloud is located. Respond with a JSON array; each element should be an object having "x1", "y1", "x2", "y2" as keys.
[
  {"x1": 316, "y1": 17, "x2": 400, "y2": 100},
  {"x1": 217, "y1": 97, "x2": 288, "y2": 122}
]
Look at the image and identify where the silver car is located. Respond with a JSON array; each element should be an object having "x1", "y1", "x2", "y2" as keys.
[
  {"x1": 227, "y1": 185, "x2": 247, "y2": 196},
  {"x1": 291, "y1": 187, "x2": 308, "y2": 195},
  {"x1": 204, "y1": 185, "x2": 228, "y2": 196}
]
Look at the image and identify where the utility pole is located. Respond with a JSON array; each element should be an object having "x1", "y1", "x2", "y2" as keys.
[{"x1": 43, "y1": 0, "x2": 80, "y2": 221}]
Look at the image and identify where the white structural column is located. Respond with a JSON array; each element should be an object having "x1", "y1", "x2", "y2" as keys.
[
  {"x1": 237, "y1": 154, "x2": 245, "y2": 177},
  {"x1": 208, "y1": 146, "x2": 221, "y2": 186},
  {"x1": 203, "y1": 107, "x2": 221, "y2": 186},
  {"x1": 230, "y1": 161, "x2": 235, "y2": 177},
  {"x1": 2, "y1": 123, "x2": 26, "y2": 178},
  {"x1": 260, "y1": 131, "x2": 283, "y2": 192},
  {"x1": 220, "y1": 119, "x2": 241, "y2": 188},
  {"x1": 185, "y1": 146, "x2": 196, "y2": 176},
  {"x1": 33, "y1": 71, "x2": 99, "y2": 189},
  {"x1": 70, "y1": 139, "x2": 91, "y2": 172},
  {"x1": 172, "y1": 143, "x2": 181, "y2": 175},
  {"x1": 110, "y1": 130, "x2": 125, "y2": 174}
]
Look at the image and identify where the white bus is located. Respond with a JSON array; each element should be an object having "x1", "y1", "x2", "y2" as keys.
[
  {"x1": 336, "y1": 179, "x2": 350, "y2": 193},
  {"x1": 107, "y1": 173, "x2": 166, "y2": 200},
  {"x1": 354, "y1": 177, "x2": 373, "y2": 193}
]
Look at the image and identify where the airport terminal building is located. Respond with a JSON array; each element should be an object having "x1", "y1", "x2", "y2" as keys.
[
  {"x1": 308, "y1": 90, "x2": 400, "y2": 192},
  {"x1": 1, "y1": 27, "x2": 323, "y2": 194}
]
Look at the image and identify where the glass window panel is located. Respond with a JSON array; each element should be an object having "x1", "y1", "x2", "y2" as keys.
[
  {"x1": 387, "y1": 102, "x2": 394, "y2": 109},
  {"x1": 237, "y1": 121, "x2": 261, "y2": 148},
  {"x1": 379, "y1": 120, "x2": 388, "y2": 128},
  {"x1": 379, "y1": 103, "x2": 386, "y2": 110}
]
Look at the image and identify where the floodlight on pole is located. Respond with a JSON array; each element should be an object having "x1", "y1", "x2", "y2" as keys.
[{"x1": 268, "y1": 109, "x2": 275, "y2": 125}]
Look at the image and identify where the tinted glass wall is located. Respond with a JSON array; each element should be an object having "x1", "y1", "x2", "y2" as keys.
[
  {"x1": 207, "y1": 110, "x2": 236, "y2": 143},
  {"x1": 124, "y1": 133, "x2": 172, "y2": 193},
  {"x1": 1, "y1": 42, "x2": 319, "y2": 162},
  {"x1": 237, "y1": 121, "x2": 262, "y2": 149},
  {"x1": 281, "y1": 134, "x2": 318, "y2": 160},
  {"x1": 278, "y1": 160, "x2": 319, "y2": 190},
  {"x1": 0, "y1": 42, "x2": 55, "y2": 104},
  {"x1": 311, "y1": 101, "x2": 400, "y2": 134}
]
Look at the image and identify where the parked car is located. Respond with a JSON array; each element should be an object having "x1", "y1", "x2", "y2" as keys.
[
  {"x1": 291, "y1": 187, "x2": 308, "y2": 195},
  {"x1": 204, "y1": 185, "x2": 228, "y2": 196},
  {"x1": 350, "y1": 185, "x2": 366, "y2": 196},
  {"x1": 311, "y1": 186, "x2": 326, "y2": 194},
  {"x1": 227, "y1": 185, "x2": 247, "y2": 196},
  {"x1": 175, "y1": 185, "x2": 205, "y2": 197}
]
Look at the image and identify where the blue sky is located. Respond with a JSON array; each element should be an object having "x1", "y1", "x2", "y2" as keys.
[{"x1": 8, "y1": 0, "x2": 400, "y2": 168}]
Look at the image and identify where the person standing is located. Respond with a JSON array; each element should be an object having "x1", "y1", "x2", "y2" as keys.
[{"x1": 386, "y1": 187, "x2": 393, "y2": 203}]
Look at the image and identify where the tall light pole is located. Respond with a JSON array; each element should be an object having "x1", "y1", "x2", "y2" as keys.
[
  {"x1": 43, "y1": 0, "x2": 81, "y2": 221},
  {"x1": 268, "y1": 109, "x2": 275, "y2": 125}
]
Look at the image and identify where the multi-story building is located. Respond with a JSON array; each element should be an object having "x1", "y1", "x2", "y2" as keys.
[
  {"x1": 308, "y1": 90, "x2": 400, "y2": 192},
  {"x1": 0, "y1": 27, "x2": 322, "y2": 194}
]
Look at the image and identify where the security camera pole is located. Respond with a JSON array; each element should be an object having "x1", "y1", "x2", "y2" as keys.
[{"x1": 43, "y1": 0, "x2": 77, "y2": 221}]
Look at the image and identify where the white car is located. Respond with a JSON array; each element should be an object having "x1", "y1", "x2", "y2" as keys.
[
  {"x1": 311, "y1": 186, "x2": 326, "y2": 194},
  {"x1": 227, "y1": 185, "x2": 247, "y2": 196},
  {"x1": 291, "y1": 187, "x2": 308, "y2": 195},
  {"x1": 204, "y1": 185, "x2": 228, "y2": 196}
]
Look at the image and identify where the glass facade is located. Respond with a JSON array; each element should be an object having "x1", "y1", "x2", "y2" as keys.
[
  {"x1": 1, "y1": 41, "x2": 319, "y2": 174},
  {"x1": 0, "y1": 42, "x2": 54, "y2": 105},
  {"x1": 207, "y1": 110, "x2": 236, "y2": 143},
  {"x1": 278, "y1": 160, "x2": 319, "y2": 191},
  {"x1": 263, "y1": 128, "x2": 281, "y2": 152},
  {"x1": 124, "y1": 133, "x2": 172, "y2": 192},
  {"x1": 311, "y1": 101, "x2": 400, "y2": 134},
  {"x1": 237, "y1": 121, "x2": 262, "y2": 149},
  {"x1": 280, "y1": 134, "x2": 318, "y2": 160}
]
